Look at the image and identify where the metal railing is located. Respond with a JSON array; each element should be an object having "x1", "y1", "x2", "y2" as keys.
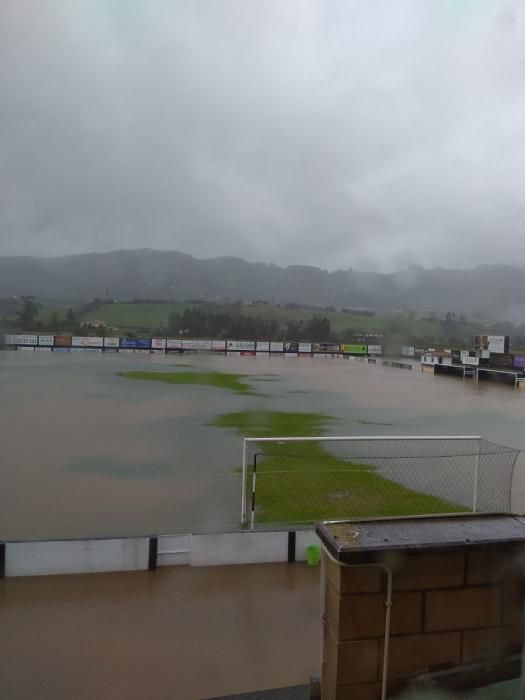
[{"x1": 240, "y1": 436, "x2": 519, "y2": 530}]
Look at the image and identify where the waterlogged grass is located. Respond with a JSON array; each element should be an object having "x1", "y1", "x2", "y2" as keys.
[
  {"x1": 67, "y1": 459, "x2": 173, "y2": 479},
  {"x1": 118, "y1": 370, "x2": 257, "y2": 394},
  {"x1": 210, "y1": 410, "x2": 468, "y2": 525}
]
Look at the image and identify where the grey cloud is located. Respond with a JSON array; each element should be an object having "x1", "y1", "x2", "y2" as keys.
[{"x1": 1, "y1": 0, "x2": 525, "y2": 271}]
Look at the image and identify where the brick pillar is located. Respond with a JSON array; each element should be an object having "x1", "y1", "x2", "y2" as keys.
[{"x1": 322, "y1": 547, "x2": 524, "y2": 700}]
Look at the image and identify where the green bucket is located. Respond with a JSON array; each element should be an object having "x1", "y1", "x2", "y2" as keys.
[{"x1": 306, "y1": 544, "x2": 321, "y2": 567}]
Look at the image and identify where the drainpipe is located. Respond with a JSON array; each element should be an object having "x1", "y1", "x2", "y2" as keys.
[{"x1": 322, "y1": 546, "x2": 393, "y2": 700}]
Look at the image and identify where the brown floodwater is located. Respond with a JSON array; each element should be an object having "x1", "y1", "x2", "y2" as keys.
[
  {"x1": 0, "y1": 562, "x2": 320, "y2": 700},
  {"x1": 1, "y1": 351, "x2": 525, "y2": 540}
]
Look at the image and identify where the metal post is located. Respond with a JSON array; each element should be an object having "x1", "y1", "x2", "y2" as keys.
[
  {"x1": 473, "y1": 442, "x2": 480, "y2": 513},
  {"x1": 250, "y1": 453, "x2": 258, "y2": 531},
  {"x1": 241, "y1": 439, "x2": 247, "y2": 526}
]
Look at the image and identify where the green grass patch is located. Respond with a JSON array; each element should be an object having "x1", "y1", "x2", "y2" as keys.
[
  {"x1": 81, "y1": 302, "x2": 192, "y2": 329},
  {"x1": 118, "y1": 370, "x2": 257, "y2": 394},
  {"x1": 210, "y1": 410, "x2": 468, "y2": 524}
]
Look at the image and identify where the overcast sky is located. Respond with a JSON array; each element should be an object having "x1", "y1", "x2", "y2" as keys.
[{"x1": 1, "y1": 1, "x2": 525, "y2": 271}]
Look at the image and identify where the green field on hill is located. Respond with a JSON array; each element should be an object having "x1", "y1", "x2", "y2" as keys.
[{"x1": 76, "y1": 301, "x2": 441, "y2": 337}]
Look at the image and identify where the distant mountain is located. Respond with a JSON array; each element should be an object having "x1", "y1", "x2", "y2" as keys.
[{"x1": 0, "y1": 249, "x2": 524, "y2": 318}]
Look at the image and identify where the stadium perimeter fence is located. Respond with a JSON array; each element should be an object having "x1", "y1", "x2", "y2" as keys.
[{"x1": 240, "y1": 436, "x2": 519, "y2": 530}]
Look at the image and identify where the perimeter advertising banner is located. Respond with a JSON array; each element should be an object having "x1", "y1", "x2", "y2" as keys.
[
  {"x1": 211, "y1": 340, "x2": 226, "y2": 351},
  {"x1": 514, "y1": 355, "x2": 525, "y2": 369},
  {"x1": 312, "y1": 343, "x2": 339, "y2": 354},
  {"x1": 298, "y1": 342, "x2": 311, "y2": 353},
  {"x1": 38, "y1": 335, "x2": 54, "y2": 346},
  {"x1": 474, "y1": 335, "x2": 510, "y2": 354},
  {"x1": 341, "y1": 344, "x2": 367, "y2": 354},
  {"x1": 72, "y1": 336, "x2": 104, "y2": 347},
  {"x1": 227, "y1": 340, "x2": 256, "y2": 352},
  {"x1": 166, "y1": 338, "x2": 182, "y2": 349},
  {"x1": 270, "y1": 341, "x2": 284, "y2": 352},
  {"x1": 54, "y1": 335, "x2": 72, "y2": 348},
  {"x1": 367, "y1": 344, "x2": 382, "y2": 355},
  {"x1": 284, "y1": 342, "x2": 299, "y2": 353},
  {"x1": 104, "y1": 337, "x2": 120, "y2": 348},
  {"x1": 119, "y1": 338, "x2": 150, "y2": 350},
  {"x1": 256, "y1": 341, "x2": 270, "y2": 352},
  {"x1": 181, "y1": 339, "x2": 212, "y2": 350},
  {"x1": 4, "y1": 334, "x2": 38, "y2": 345},
  {"x1": 151, "y1": 338, "x2": 167, "y2": 350}
]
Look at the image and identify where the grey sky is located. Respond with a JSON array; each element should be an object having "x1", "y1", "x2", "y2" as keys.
[{"x1": 1, "y1": 0, "x2": 525, "y2": 271}]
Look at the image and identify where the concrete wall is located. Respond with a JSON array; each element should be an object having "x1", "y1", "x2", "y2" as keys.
[{"x1": 1, "y1": 529, "x2": 320, "y2": 577}]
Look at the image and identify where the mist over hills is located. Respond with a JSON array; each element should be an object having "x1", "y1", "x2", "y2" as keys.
[{"x1": 0, "y1": 249, "x2": 524, "y2": 319}]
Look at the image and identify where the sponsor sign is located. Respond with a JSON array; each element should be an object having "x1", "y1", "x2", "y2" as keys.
[
  {"x1": 72, "y1": 336, "x2": 104, "y2": 347},
  {"x1": 256, "y1": 341, "x2": 270, "y2": 352},
  {"x1": 38, "y1": 335, "x2": 54, "y2": 346},
  {"x1": 475, "y1": 335, "x2": 509, "y2": 354},
  {"x1": 181, "y1": 339, "x2": 212, "y2": 350},
  {"x1": 119, "y1": 338, "x2": 150, "y2": 350},
  {"x1": 211, "y1": 339, "x2": 226, "y2": 351},
  {"x1": 341, "y1": 344, "x2": 367, "y2": 355},
  {"x1": 4, "y1": 334, "x2": 38, "y2": 345},
  {"x1": 151, "y1": 338, "x2": 167, "y2": 350},
  {"x1": 54, "y1": 335, "x2": 72, "y2": 347},
  {"x1": 104, "y1": 337, "x2": 120, "y2": 348},
  {"x1": 166, "y1": 338, "x2": 182, "y2": 350},
  {"x1": 461, "y1": 355, "x2": 479, "y2": 366},
  {"x1": 312, "y1": 343, "x2": 339, "y2": 354},
  {"x1": 284, "y1": 342, "x2": 299, "y2": 353},
  {"x1": 298, "y1": 342, "x2": 311, "y2": 353},
  {"x1": 367, "y1": 344, "x2": 382, "y2": 355},
  {"x1": 270, "y1": 341, "x2": 284, "y2": 352},
  {"x1": 227, "y1": 340, "x2": 255, "y2": 352},
  {"x1": 514, "y1": 355, "x2": 525, "y2": 369}
]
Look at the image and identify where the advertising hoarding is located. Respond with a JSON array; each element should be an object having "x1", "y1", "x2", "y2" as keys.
[
  {"x1": 181, "y1": 339, "x2": 212, "y2": 350},
  {"x1": 474, "y1": 335, "x2": 509, "y2": 354},
  {"x1": 514, "y1": 355, "x2": 525, "y2": 369},
  {"x1": 227, "y1": 340, "x2": 255, "y2": 351},
  {"x1": 284, "y1": 342, "x2": 299, "y2": 353},
  {"x1": 72, "y1": 336, "x2": 104, "y2": 347},
  {"x1": 312, "y1": 343, "x2": 339, "y2": 354},
  {"x1": 151, "y1": 338, "x2": 167, "y2": 350},
  {"x1": 461, "y1": 355, "x2": 479, "y2": 366},
  {"x1": 211, "y1": 340, "x2": 226, "y2": 351},
  {"x1": 38, "y1": 335, "x2": 54, "y2": 346},
  {"x1": 4, "y1": 334, "x2": 38, "y2": 345},
  {"x1": 367, "y1": 344, "x2": 382, "y2": 355},
  {"x1": 54, "y1": 335, "x2": 72, "y2": 347},
  {"x1": 298, "y1": 342, "x2": 311, "y2": 353},
  {"x1": 270, "y1": 341, "x2": 284, "y2": 352},
  {"x1": 119, "y1": 338, "x2": 150, "y2": 350},
  {"x1": 256, "y1": 341, "x2": 270, "y2": 352},
  {"x1": 341, "y1": 344, "x2": 367, "y2": 354},
  {"x1": 103, "y1": 337, "x2": 120, "y2": 348},
  {"x1": 166, "y1": 338, "x2": 182, "y2": 350}
]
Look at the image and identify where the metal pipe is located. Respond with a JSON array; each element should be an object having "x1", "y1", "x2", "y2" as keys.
[
  {"x1": 241, "y1": 439, "x2": 247, "y2": 526},
  {"x1": 322, "y1": 545, "x2": 392, "y2": 700}
]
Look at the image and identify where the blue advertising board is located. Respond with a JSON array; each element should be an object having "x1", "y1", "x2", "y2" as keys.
[{"x1": 119, "y1": 338, "x2": 151, "y2": 349}]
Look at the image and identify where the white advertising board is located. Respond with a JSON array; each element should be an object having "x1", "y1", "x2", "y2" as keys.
[
  {"x1": 298, "y1": 342, "x2": 312, "y2": 353},
  {"x1": 256, "y1": 341, "x2": 270, "y2": 352},
  {"x1": 72, "y1": 336, "x2": 104, "y2": 347},
  {"x1": 104, "y1": 337, "x2": 120, "y2": 348},
  {"x1": 227, "y1": 340, "x2": 255, "y2": 352},
  {"x1": 166, "y1": 338, "x2": 182, "y2": 349},
  {"x1": 462, "y1": 355, "x2": 479, "y2": 366},
  {"x1": 4, "y1": 334, "x2": 38, "y2": 346},
  {"x1": 270, "y1": 341, "x2": 285, "y2": 352},
  {"x1": 367, "y1": 344, "x2": 382, "y2": 355},
  {"x1": 38, "y1": 335, "x2": 54, "y2": 346},
  {"x1": 151, "y1": 338, "x2": 167, "y2": 350},
  {"x1": 181, "y1": 339, "x2": 212, "y2": 350},
  {"x1": 211, "y1": 340, "x2": 226, "y2": 351},
  {"x1": 488, "y1": 336, "x2": 506, "y2": 353}
]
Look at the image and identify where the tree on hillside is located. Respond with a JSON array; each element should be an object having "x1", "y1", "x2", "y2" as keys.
[
  {"x1": 66, "y1": 308, "x2": 76, "y2": 326},
  {"x1": 49, "y1": 312, "x2": 59, "y2": 329},
  {"x1": 16, "y1": 296, "x2": 41, "y2": 329}
]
